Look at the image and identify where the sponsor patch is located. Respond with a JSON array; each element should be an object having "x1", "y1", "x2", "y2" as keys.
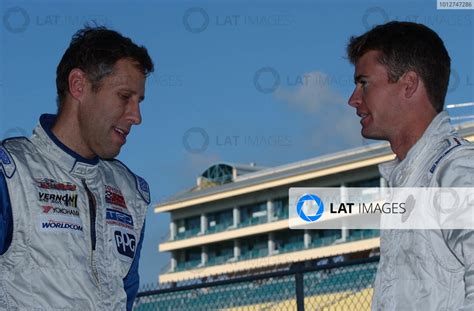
[
  {"x1": 0, "y1": 146, "x2": 15, "y2": 178},
  {"x1": 38, "y1": 215, "x2": 84, "y2": 235},
  {"x1": 106, "y1": 208, "x2": 134, "y2": 229},
  {"x1": 0, "y1": 148, "x2": 11, "y2": 165},
  {"x1": 42, "y1": 205, "x2": 79, "y2": 217},
  {"x1": 136, "y1": 176, "x2": 150, "y2": 204},
  {"x1": 35, "y1": 178, "x2": 77, "y2": 191},
  {"x1": 114, "y1": 229, "x2": 136, "y2": 260},
  {"x1": 38, "y1": 192, "x2": 78, "y2": 208},
  {"x1": 105, "y1": 185, "x2": 127, "y2": 209}
]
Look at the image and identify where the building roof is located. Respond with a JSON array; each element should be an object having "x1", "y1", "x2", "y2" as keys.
[{"x1": 155, "y1": 121, "x2": 474, "y2": 213}]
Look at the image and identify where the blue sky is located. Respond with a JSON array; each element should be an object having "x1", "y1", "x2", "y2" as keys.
[{"x1": 1, "y1": 0, "x2": 472, "y2": 286}]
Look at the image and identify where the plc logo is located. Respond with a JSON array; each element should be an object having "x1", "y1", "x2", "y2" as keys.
[
  {"x1": 296, "y1": 194, "x2": 324, "y2": 222},
  {"x1": 114, "y1": 230, "x2": 136, "y2": 259}
]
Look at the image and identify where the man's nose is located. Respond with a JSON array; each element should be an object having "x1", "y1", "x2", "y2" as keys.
[
  {"x1": 127, "y1": 101, "x2": 142, "y2": 125},
  {"x1": 348, "y1": 88, "x2": 361, "y2": 108}
]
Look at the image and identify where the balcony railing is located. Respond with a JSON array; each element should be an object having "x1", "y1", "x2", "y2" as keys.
[
  {"x1": 238, "y1": 216, "x2": 267, "y2": 228},
  {"x1": 207, "y1": 254, "x2": 234, "y2": 266},
  {"x1": 239, "y1": 247, "x2": 268, "y2": 260},
  {"x1": 346, "y1": 229, "x2": 380, "y2": 241},
  {"x1": 175, "y1": 259, "x2": 202, "y2": 272},
  {"x1": 274, "y1": 208, "x2": 289, "y2": 221},
  {"x1": 276, "y1": 240, "x2": 305, "y2": 254},
  {"x1": 170, "y1": 230, "x2": 381, "y2": 273},
  {"x1": 207, "y1": 221, "x2": 233, "y2": 234},
  {"x1": 174, "y1": 227, "x2": 200, "y2": 240}
]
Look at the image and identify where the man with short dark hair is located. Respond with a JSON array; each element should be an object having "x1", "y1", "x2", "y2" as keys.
[
  {"x1": 0, "y1": 26, "x2": 154, "y2": 310},
  {"x1": 347, "y1": 21, "x2": 474, "y2": 310}
]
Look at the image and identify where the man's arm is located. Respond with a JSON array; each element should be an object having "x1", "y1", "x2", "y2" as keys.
[
  {"x1": 0, "y1": 171, "x2": 13, "y2": 255},
  {"x1": 437, "y1": 153, "x2": 474, "y2": 309},
  {"x1": 123, "y1": 221, "x2": 146, "y2": 311}
]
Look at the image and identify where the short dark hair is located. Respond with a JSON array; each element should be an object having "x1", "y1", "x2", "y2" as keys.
[
  {"x1": 56, "y1": 26, "x2": 154, "y2": 111},
  {"x1": 347, "y1": 21, "x2": 450, "y2": 113}
]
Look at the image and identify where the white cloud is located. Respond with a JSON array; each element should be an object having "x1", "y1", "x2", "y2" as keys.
[
  {"x1": 275, "y1": 71, "x2": 347, "y2": 113},
  {"x1": 275, "y1": 71, "x2": 363, "y2": 152}
]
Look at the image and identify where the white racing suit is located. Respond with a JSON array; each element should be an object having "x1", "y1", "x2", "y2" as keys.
[
  {"x1": 0, "y1": 114, "x2": 150, "y2": 310},
  {"x1": 372, "y1": 112, "x2": 474, "y2": 310}
]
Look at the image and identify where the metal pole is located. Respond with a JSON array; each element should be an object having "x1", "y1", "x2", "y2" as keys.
[{"x1": 295, "y1": 270, "x2": 305, "y2": 311}]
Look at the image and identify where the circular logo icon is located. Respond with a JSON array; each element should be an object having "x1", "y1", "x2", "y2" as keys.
[
  {"x1": 3, "y1": 7, "x2": 30, "y2": 34},
  {"x1": 182, "y1": 127, "x2": 209, "y2": 154},
  {"x1": 447, "y1": 69, "x2": 460, "y2": 94},
  {"x1": 183, "y1": 7, "x2": 209, "y2": 34},
  {"x1": 362, "y1": 7, "x2": 388, "y2": 30},
  {"x1": 296, "y1": 194, "x2": 324, "y2": 222},
  {"x1": 253, "y1": 67, "x2": 280, "y2": 94}
]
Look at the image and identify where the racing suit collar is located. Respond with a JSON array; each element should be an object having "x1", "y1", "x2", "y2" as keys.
[
  {"x1": 31, "y1": 114, "x2": 99, "y2": 176},
  {"x1": 378, "y1": 111, "x2": 454, "y2": 185}
]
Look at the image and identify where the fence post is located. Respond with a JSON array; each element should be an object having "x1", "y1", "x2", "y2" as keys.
[{"x1": 295, "y1": 264, "x2": 305, "y2": 311}]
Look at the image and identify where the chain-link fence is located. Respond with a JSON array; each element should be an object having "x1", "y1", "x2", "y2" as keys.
[{"x1": 134, "y1": 257, "x2": 379, "y2": 310}]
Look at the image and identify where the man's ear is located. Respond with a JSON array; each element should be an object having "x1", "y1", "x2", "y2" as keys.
[
  {"x1": 400, "y1": 70, "x2": 419, "y2": 100},
  {"x1": 68, "y1": 69, "x2": 88, "y2": 101}
]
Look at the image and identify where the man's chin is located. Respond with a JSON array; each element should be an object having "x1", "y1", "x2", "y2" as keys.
[
  {"x1": 361, "y1": 129, "x2": 386, "y2": 141},
  {"x1": 97, "y1": 147, "x2": 121, "y2": 160}
]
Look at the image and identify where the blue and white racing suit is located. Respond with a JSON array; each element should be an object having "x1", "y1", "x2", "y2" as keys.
[{"x1": 0, "y1": 114, "x2": 150, "y2": 310}]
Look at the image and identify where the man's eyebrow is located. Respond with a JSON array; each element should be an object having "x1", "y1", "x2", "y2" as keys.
[
  {"x1": 354, "y1": 75, "x2": 367, "y2": 83},
  {"x1": 118, "y1": 88, "x2": 145, "y2": 102}
]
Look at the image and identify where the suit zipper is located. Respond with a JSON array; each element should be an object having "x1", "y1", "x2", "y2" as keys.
[{"x1": 82, "y1": 179, "x2": 100, "y2": 287}]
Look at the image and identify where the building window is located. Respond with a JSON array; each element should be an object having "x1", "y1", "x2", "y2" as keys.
[
  {"x1": 274, "y1": 230, "x2": 304, "y2": 254},
  {"x1": 240, "y1": 235, "x2": 268, "y2": 259},
  {"x1": 309, "y1": 230, "x2": 341, "y2": 248},
  {"x1": 207, "y1": 241, "x2": 234, "y2": 266},
  {"x1": 240, "y1": 202, "x2": 267, "y2": 227},
  {"x1": 273, "y1": 197, "x2": 289, "y2": 220},
  {"x1": 207, "y1": 209, "x2": 233, "y2": 234},
  {"x1": 176, "y1": 247, "x2": 202, "y2": 271},
  {"x1": 176, "y1": 215, "x2": 201, "y2": 239}
]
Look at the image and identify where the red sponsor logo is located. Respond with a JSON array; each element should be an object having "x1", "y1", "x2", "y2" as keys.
[
  {"x1": 105, "y1": 185, "x2": 127, "y2": 209},
  {"x1": 36, "y1": 178, "x2": 77, "y2": 191},
  {"x1": 42, "y1": 205, "x2": 54, "y2": 213}
]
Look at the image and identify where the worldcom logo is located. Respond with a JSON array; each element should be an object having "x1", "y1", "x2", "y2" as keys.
[{"x1": 296, "y1": 194, "x2": 324, "y2": 222}]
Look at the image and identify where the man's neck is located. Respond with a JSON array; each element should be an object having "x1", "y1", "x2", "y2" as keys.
[
  {"x1": 389, "y1": 113, "x2": 438, "y2": 161},
  {"x1": 51, "y1": 112, "x2": 96, "y2": 160}
]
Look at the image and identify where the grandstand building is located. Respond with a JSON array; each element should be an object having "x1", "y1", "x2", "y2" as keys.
[{"x1": 155, "y1": 122, "x2": 474, "y2": 284}]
